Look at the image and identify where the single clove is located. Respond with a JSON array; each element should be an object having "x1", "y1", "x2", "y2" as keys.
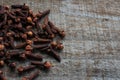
[
  {"x1": 15, "y1": 42, "x2": 27, "y2": 49},
  {"x1": 0, "y1": 74, "x2": 6, "y2": 80},
  {"x1": 25, "y1": 52, "x2": 43, "y2": 61},
  {"x1": 17, "y1": 65, "x2": 35, "y2": 74},
  {"x1": 33, "y1": 44, "x2": 49, "y2": 49},
  {"x1": 48, "y1": 21, "x2": 65, "y2": 38},
  {"x1": 33, "y1": 38, "x2": 51, "y2": 44},
  {"x1": 22, "y1": 70, "x2": 40, "y2": 80},
  {"x1": 31, "y1": 61, "x2": 52, "y2": 69},
  {"x1": 37, "y1": 9, "x2": 50, "y2": 20},
  {"x1": 47, "y1": 47, "x2": 61, "y2": 62},
  {"x1": 8, "y1": 62, "x2": 16, "y2": 69},
  {"x1": 0, "y1": 60, "x2": 4, "y2": 67}
]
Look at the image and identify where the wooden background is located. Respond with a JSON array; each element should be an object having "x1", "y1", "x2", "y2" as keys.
[{"x1": 1, "y1": 0, "x2": 120, "y2": 80}]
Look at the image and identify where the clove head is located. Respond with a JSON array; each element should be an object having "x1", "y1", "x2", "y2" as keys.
[
  {"x1": 0, "y1": 44, "x2": 5, "y2": 51},
  {"x1": 57, "y1": 43, "x2": 64, "y2": 50},
  {"x1": 21, "y1": 77, "x2": 28, "y2": 80},
  {"x1": 27, "y1": 31, "x2": 33, "y2": 37},
  {"x1": 44, "y1": 61, "x2": 52, "y2": 69},
  {"x1": 17, "y1": 66, "x2": 24, "y2": 73},
  {"x1": 0, "y1": 60, "x2": 4, "y2": 67},
  {"x1": 50, "y1": 41, "x2": 57, "y2": 48},
  {"x1": 27, "y1": 17, "x2": 32, "y2": 23},
  {"x1": 26, "y1": 40, "x2": 33, "y2": 45},
  {"x1": 25, "y1": 45, "x2": 33, "y2": 51}
]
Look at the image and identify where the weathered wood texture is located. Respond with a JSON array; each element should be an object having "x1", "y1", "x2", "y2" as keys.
[{"x1": 1, "y1": 0, "x2": 120, "y2": 80}]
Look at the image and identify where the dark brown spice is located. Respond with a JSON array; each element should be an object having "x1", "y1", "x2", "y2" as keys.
[
  {"x1": 47, "y1": 47, "x2": 61, "y2": 62},
  {"x1": 8, "y1": 62, "x2": 16, "y2": 68},
  {"x1": 33, "y1": 44, "x2": 49, "y2": 49},
  {"x1": 19, "y1": 53, "x2": 26, "y2": 60},
  {"x1": 22, "y1": 70, "x2": 40, "y2": 80},
  {"x1": 17, "y1": 65, "x2": 35, "y2": 73},
  {"x1": 0, "y1": 4, "x2": 65, "y2": 79},
  {"x1": 48, "y1": 21, "x2": 65, "y2": 38},
  {"x1": 0, "y1": 70, "x2": 3, "y2": 74},
  {"x1": 33, "y1": 38, "x2": 51, "y2": 44},
  {"x1": 25, "y1": 45, "x2": 33, "y2": 51},
  {"x1": 25, "y1": 53, "x2": 43, "y2": 61},
  {"x1": 15, "y1": 42, "x2": 27, "y2": 49},
  {"x1": 31, "y1": 61, "x2": 52, "y2": 69},
  {"x1": 0, "y1": 60, "x2": 4, "y2": 67},
  {"x1": 0, "y1": 74, "x2": 6, "y2": 80}
]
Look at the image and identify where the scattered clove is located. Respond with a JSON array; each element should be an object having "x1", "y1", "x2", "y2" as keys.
[
  {"x1": 22, "y1": 70, "x2": 40, "y2": 80},
  {"x1": 0, "y1": 44, "x2": 5, "y2": 51},
  {"x1": 0, "y1": 3, "x2": 65, "y2": 80},
  {"x1": 47, "y1": 47, "x2": 61, "y2": 62},
  {"x1": 8, "y1": 62, "x2": 16, "y2": 69},
  {"x1": 0, "y1": 60, "x2": 4, "y2": 67},
  {"x1": 0, "y1": 74, "x2": 6, "y2": 80},
  {"x1": 31, "y1": 61, "x2": 52, "y2": 69},
  {"x1": 25, "y1": 52, "x2": 43, "y2": 61},
  {"x1": 15, "y1": 42, "x2": 27, "y2": 49},
  {"x1": 17, "y1": 65, "x2": 35, "y2": 74},
  {"x1": 0, "y1": 70, "x2": 3, "y2": 74}
]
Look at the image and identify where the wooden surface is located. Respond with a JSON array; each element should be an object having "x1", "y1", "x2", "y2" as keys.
[{"x1": 1, "y1": 0, "x2": 120, "y2": 80}]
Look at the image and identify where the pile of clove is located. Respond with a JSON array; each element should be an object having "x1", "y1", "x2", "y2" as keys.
[{"x1": 0, "y1": 3, "x2": 65, "y2": 80}]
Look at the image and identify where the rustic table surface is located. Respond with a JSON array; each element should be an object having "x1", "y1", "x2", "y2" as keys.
[{"x1": 1, "y1": 0, "x2": 120, "y2": 80}]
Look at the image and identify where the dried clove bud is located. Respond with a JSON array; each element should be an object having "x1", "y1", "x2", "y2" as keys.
[
  {"x1": 0, "y1": 51, "x2": 4, "y2": 57},
  {"x1": 0, "y1": 3, "x2": 65, "y2": 79},
  {"x1": 8, "y1": 62, "x2": 16, "y2": 68},
  {"x1": 17, "y1": 65, "x2": 35, "y2": 74},
  {"x1": 37, "y1": 9, "x2": 50, "y2": 20},
  {"x1": 0, "y1": 70, "x2": 3, "y2": 74},
  {"x1": 56, "y1": 43, "x2": 64, "y2": 50},
  {"x1": 33, "y1": 44, "x2": 48, "y2": 49},
  {"x1": 44, "y1": 61, "x2": 52, "y2": 69},
  {"x1": 0, "y1": 44, "x2": 5, "y2": 51},
  {"x1": 25, "y1": 45, "x2": 33, "y2": 51},
  {"x1": 48, "y1": 21, "x2": 65, "y2": 38},
  {"x1": 15, "y1": 42, "x2": 27, "y2": 49},
  {"x1": 33, "y1": 38, "x2": 51, "y2": 44},
  {"x1": 27, "y1": 17, "x2": 32, "y2": 23},
  {"x1": 31, "y1": 61, "x2": 52, "y2": 69},
  {"x1": 0, "y1": 60, "x2": 4, "y2": 67},
  {"x1": 25, "y1": 53, "x2": 43, "y2": 61},
  {"x1": 47, "y1": 47, "x2": 61, "y2": 62},
  {"x1": 19, "y1": 53, "x2": 26, "y2": 60},
  {"x1": 22, "y1": 70, "x2": 40, "y2": 80},
  {"x1": 0, "y1": 74, "x2": 6, "y2": 80},
  {"x1": 21, "y1": 33, "x2": 27, "y2": 40},
  {"x1": 50, "y1": 41, "x2": 57, "y2": 48},
  {"x1": 26, "y1": 40, "x2": 33, "y2": 45},
  {"x1": 26, "y1": 26, "x2": 32, "y2": 30},
  {"x1": 27, "y1": 31, "x2": 33, "y2": 37}
]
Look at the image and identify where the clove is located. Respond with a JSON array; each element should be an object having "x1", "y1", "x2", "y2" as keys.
[
  {"x1": 15, "y1": 42, "x2": 27, "y2": 49},
  {"x1": 0, "y1": 4, "x2": 65, "y2": 79},
  {"x1": 33, "y1": 37, "x2": 51, "y2": 44},
  {"x1": 0, "y1": 74, "x2": 6, "y2": 80},
  {"x1": 8, "y1": 62, "x2": 16, "y2": 69},
  {"x1": 22, "y1": 70, "x2": 40, "y2": 80},
  {"x1": 37, "y1": 9, "x2": 50, "y2": 20},
  {"x1": 25, "y1": 52, "x2": 43, "y2": 61},
  {"x1": 47, "y1": 47, "x2": 61, "y2": 62},
  {"x1": 31, "y1": 61, "x2": 52, "y2": 69},
  {"x1": 48, "y1": 21, "x2": 65, "y2": 38},
  {"x1": 17, "y1": 65, "x2": 35, "y2": 74},
  {"x1": 33, "y1": 44, "x2": 49, "y2": 49},
  {"x1": 0, "y1": 60, "x2": 4, "y2": 67}
]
